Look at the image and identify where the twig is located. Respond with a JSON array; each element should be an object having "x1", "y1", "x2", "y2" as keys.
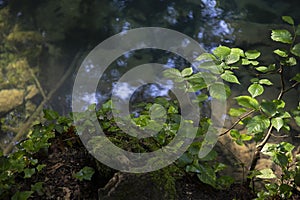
[
  {"x1": 28, "y1": 66, "x2": 47, "y2": 99},
  {"x1": 219, "y1": 109, "x2": 255, "y2": 137},
  {"x1": 3, "y1": 52, "x2": 81, "y2": 155}
]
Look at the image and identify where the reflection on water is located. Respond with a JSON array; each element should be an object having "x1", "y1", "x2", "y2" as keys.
[{"x1": 1, "y1": 0, "x2": 300, "y2": 147}]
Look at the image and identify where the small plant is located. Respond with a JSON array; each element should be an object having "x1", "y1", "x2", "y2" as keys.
[{"x1": 73, "y1": 166, "x2": 95, "y2": 181}]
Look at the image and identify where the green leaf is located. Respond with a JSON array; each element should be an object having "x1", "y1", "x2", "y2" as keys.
[
  {"x1": 199, "y1": 150, "x2": 217, "y2": 161},
  {"x1": 259, "y1": 79, "x2": 273, "y2": 85},
  {"x1": 273, "y1": 49, "x2": 288, "y2": 57},
  {"x1": 220, "y1": 70, "x2": 240, "y2": 84},
  {"x1": 229, "y1": 108, "x2": 247, "y2": 117},
  {"x1": 284, "y1": 57, "x2": 297, "y2": 66},
  {"x1": 213, "y1": 45, "x2": 231, "y2": 60},
  {"x1": 246, "y1": 115, "x2": 270, "y2": 134},
  {"x1": 149, "y1": 104, "x2": 166, "y2": 119},
  {"x1": 196, "y1": 164, "x2": 217, "y2": 187},
  {"x1": 225, "y1": 53, "x2": 240, "y2": 64},
  {"x1": 294, "y1": 116, "x2": 300, "y2": 127},
  {"x1": 43, "y1": 109, "x2": 59, "y2": 120},
  {"x1": 163, "y1": 68, "x2": 183, "y2": 82},
  {"x1": 31, "y1": 182, "x2": 44, "y2": 196},
  {"x1": 231, "y1": 48, "x2": 244, "y2": 57},
  {"x1": 255, "y1": 66, "x2": 268, "y2": 73},
  {"x1": 196, "y1": 62, "x2": 222, "y2": 74},
  {"x1": 291, "y1": 73, "x2": 300, "y2": 82},
  {"x1": 256, "y1": 168, "x2": 276, "y2": 179},
  {"x1": 242, "y1": 59, "x2": 259, "y2": 66},
  {"x1": 208, "y1": 82, "x2": 228, "y2": 100},
  {"x1": 196, "y1": 52, "x2": 217, "y2": 62},
  {"x1": 12, "y1": 191, "x2": 34, "y2": 200},
  {"x1": 37, "y1": 164, "x2": 46, "y2": 172},
  {"x1": 240, "y1": 134, "x2": 252, "y2": 141},
  {"x1": 248, "y1": 83, "x2": 264, "y2": 97},
  {"x1": 245, "y1": 50, "x2": 260, "y2": 59},
  {"x1": 261, "y1": 101, "x2": 277, "y2": 117},
  {"x1": 296, "y1": 24, "x2": 300, "y2": 36},
  {"x1": 181, "y1": 67, "x2": 193, "y2": 77},
  {"x1": 282, "y1": 16, "x2": 294, "y2": 25},
  {"x1": 291, "y1": 43, "x2": 300, "y2": 57},
  {"x1": 178, "y1": 153, "x2": 193, "y2": 166},
  {"x1": 271, "y1": 29, "x2": 292, "y2": 44},
  {"x1": 230, "y1": 129, "x2": 240, "y2": 139},
  {"x1": 235, "y1": 95, "x2": 259, "y2": 110},
  {"x1": 24, "y1": 168, "x2": 36, "y2": 178},
  {"x1": 274, "y1": 152, "x2": 289, "y2": 167},
  {"x1": 74, "y1": 166, "x2": 95, "y2": 181},
  {"x1": 271, "y1": 117, "x2": 284, "y2": 132}
]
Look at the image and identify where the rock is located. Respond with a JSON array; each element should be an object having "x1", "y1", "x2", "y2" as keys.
[
  {"x1": 25, "y1": 84, "x2": 39, "y2": 100},
  {"x1": 0, "y1": 89, "x2": 24, "y2": 113}
]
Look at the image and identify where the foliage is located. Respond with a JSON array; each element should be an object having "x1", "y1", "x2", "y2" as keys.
[
  {"x1": 73, "y1": 166, "x2": 95, "y2": 181},
  {"x1": 0, "y1": 109, "x2": 74, "y2": 199}
]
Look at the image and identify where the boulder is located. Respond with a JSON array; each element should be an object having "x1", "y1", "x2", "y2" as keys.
[{"x1": 0, "y1": 89, "x2": 24, "y2": 113}]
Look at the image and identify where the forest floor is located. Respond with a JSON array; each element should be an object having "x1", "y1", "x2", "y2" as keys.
[{"x1": 16, "y1": 130, "x2": 299, "y2": 200}]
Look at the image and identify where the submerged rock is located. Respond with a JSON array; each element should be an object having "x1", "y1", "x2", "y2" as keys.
[{"x1": 0, "y1": 89, "x2": 24, "y2": 113}]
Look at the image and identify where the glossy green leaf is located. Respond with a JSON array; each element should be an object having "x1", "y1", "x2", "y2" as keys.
[
  {"x1": 259, "y1": 79, "x2": 273, "y2": 85},
  {"x1": 197, "y1": 61, "x2": 222, "y2": 74},
  {"x1": 231, "y1": 48, "x2": 244, "y2": 57},
  {"x1": 284, "y1": 57, "x2": 297, "y2": 66},
  {"x1": 271, "y1": 29, "x2": 292, "y2": 44},
  {"x1": 213, "y1": 45, "x2": 231, "y2": 60},
  {"x1": 261, "y1": 101, "x2": 277, "y2": 117},
  {"x1": 196, "y1": 52, "x2": 217, "y2": 62},
  {"x1": 282, "y1": 16, "x2": 294, "y2": 25},
  {"x1": 230, "y1": 129, "x2": 240, "y2": 139},
  {"x1": 242, "y1": 59, "x2": 259, "y2": 66},
  {"x1": 235, "y1": 95, "x2": 259, "y2": 110},
  {"x1": 256, "y1": 168, "x2": 276, "y2": 179},
  {"x1": 255, "y1": 66, "x2": 268, "y2": 73},
  {"x1": 208, "y1": 82, "x2": 228, "y2": 100},
  {"x1": 181, "y1": 67, "x2": 193, "y2": 77},
  {"x1": 291, "y1": 73, "x2": 300, "y2": 82},
  {"x1": 271, "y1": 117, "x2": 284, "y2": 132},
  {"x1": 163, "y1": 68, "x2": 184, "y2": 82},
  {"x1": 246, "y1": 115, "x2": 270, "y2": 134},
  {"x1": 229, "y1": 107, "x2": 247, "y2": 117},
  {"x1": 240, "y1": 134, "x2": 252, "y2": 141},
  {"x1": 245, "y1": 50, "x2": 261, "y2": 59},
  {"x1": 225, "y1": 53, "x2": 240, "y2": 64},
  {"x1": 291, "y1": 43, "x2": 300, "y2": 57},
  {"x1": 220, "y1": 70, "x2": 240, "y2": 84},
  {"x1": 248, "y1": 83, "x2": 264, "y2": 97},
  {"x1": 273, "y1": 49, "x2": 288, "y2": 57}
]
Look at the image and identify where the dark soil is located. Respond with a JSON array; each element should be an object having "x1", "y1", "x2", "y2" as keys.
[{"x1": 16, "y1": 130, "x2": 298, "y2": 200}]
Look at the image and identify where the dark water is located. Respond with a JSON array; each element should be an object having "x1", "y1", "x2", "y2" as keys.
[{"x1": 5, "y1": 0, "x2": 300, "y2": 113}]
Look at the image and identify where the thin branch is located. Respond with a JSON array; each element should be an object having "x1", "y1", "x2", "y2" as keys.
[{"x1": 219, "y1": 109, "x2": 255, "y2": 137}]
